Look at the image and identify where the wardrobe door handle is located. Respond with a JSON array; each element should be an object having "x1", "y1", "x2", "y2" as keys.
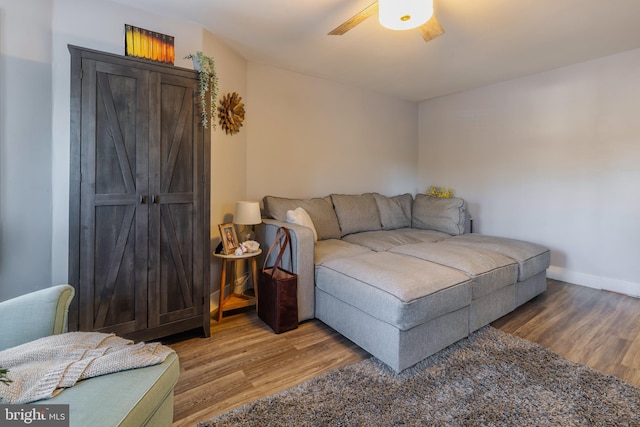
[
  {"x1": 139, "y1": 195, "x2": 145, "y2": 204},
  {"x1": 151, "y1": 195, "x2": 157, "y2": 204}
]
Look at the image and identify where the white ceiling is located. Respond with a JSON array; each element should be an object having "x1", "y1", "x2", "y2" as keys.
[{"x1": 113, "y1": 0, "x2": 640, "y2": 102}]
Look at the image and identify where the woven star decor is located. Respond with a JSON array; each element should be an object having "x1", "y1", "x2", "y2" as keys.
[{"x1": 218, "y1": 92, "x2": 245, "y2": 135}]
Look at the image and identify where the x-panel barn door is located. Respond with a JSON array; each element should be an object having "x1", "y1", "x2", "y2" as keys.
[
  {"x1": 147, "y1": 73, "x2": 204, "y2": 329},
  {"x1": 78, "y1": 59, "x2": 149, "y2": 335}
]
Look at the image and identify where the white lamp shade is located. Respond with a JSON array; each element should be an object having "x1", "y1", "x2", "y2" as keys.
[
  {"x1": 378, "y1": 0, "x2": 433, "y2": 31},
  {"x1": 234, "y1": 201, "x2": 262, "y2": 225}
]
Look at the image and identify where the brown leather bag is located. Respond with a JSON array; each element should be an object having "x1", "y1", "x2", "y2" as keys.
[{"x1": 258, "y1": 227, "x2": 298, "y2": 333}]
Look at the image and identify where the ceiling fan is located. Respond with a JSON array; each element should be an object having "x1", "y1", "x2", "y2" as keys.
[{"x1": 328, "y1": 0, "x2": 444, "y2": 43}]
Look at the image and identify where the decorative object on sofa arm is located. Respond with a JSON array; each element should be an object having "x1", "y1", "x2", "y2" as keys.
[
  {"x1": 258, "y1": 227, "x2": 298, "y2": 334},
  {"x1": 218, "y1": 92, "x2": 245, "y2": 135},
  {"x1": 427, "y1": 185, "x2": 454, "y2": 198},
  {"x1": 219, "y1": 222, "x2": 239, "y2": 255},
  {"x1": 184, "y1": 51, "x2": 218, "y2": 128},
  {"x1": 234, "y1": 201, "x2": 262, "y2": 242}
]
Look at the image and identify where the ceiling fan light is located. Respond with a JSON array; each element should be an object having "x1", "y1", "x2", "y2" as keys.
[{"x1": 378, "y1": 0, "x2": 433, "y2": 31}]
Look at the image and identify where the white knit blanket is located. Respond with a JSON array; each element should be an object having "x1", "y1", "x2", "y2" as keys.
[{"x1": 0, "y1": 332, "x2": 175, "y2": 404}]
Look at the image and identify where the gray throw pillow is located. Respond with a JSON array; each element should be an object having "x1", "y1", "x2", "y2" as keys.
[
  {"x1": 263, "y1": 196, "x2": 341, "y2": 240},
  {"x1": 412, "y1": 194, "x2": 466, "y2": 235},
  {"x1": 373, "y1": 193, "x2": 412, "y2": 230},
  {"x1": 331, "y1": 193, "x2": 382, "y2": 236}
]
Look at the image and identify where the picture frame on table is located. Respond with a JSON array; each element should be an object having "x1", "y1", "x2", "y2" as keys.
[{"x1": 219, "y1": 223, "x2": 239, "y2": 255}]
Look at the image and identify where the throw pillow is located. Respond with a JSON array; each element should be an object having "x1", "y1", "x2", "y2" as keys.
[
  {"x1": 286, "y1": 207, "x2": 318, "y2": 241},
  {"x1": 412, "y1": 194, "x2": 466, "y2": 235}
]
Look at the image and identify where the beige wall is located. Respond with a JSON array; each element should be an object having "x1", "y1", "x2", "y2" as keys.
[
  {"x1": 202, "y1": 31, "x2": 248, "y2": 240},
  {"x1": 246, "y1": 63, "x2": 420, "y2": 202},
  {"x1": 418, "y1": 48, "x2": 640, "y2": 296}
]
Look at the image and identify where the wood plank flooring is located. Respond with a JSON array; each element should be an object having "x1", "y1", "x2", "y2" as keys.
[{"x1": 168, "y1": 279, "x2": 640, "y2": 426}]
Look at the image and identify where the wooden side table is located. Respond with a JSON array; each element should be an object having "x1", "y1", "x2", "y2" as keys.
[{"x1": 214, "y1": 249, "x2": 262, "y2": 322}]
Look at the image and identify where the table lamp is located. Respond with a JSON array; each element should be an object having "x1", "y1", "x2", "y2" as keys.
[{"x1": 234, "y1": 201, "x2": 261, "y2": 242}]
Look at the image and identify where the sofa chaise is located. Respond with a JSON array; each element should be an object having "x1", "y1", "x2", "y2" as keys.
[
  {"x1": 259, "y1": 193, "x2": 550, "y2": 372},
  {"x1": 0, "y1": 285, "x2": 179, "y2": 427}
]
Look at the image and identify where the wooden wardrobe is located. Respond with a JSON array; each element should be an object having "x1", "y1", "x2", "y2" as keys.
[{"x1": 68, "y1": 45, "x2": 210, "y2": 341}]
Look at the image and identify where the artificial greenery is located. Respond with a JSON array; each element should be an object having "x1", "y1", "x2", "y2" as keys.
[
  {"x1": 184, "y1": 52, "x2": 219, "y2": 129},
  {"x1": 0, "y1": 367, "x2": 11, "y2": 386},
  {"x1": 427, "y1": 185, "x2": 454, "y2": 198}
]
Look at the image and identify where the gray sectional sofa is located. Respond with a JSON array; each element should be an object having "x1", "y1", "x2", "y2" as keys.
[{"x1": 260, "y1": 193, "x2": 550, "y2": 372}]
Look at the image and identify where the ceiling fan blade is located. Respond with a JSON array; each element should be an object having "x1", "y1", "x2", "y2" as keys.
[
  {"x1": 328, "y1": 2, "x2": 378, "y2": 35},
  {"x1": 418, "y1": 15, "x2": 445, "y2": 42}
]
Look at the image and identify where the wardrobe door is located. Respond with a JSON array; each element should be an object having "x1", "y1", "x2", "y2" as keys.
[
  {"x1": 77, "y1": 58, "x2": 149, "y2": 335},
  {"x1": 147, "y1": 72, "x2": 206, "y2": 334}
]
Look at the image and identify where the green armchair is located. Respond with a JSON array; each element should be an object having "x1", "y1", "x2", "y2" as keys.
[
  {"x1": 0, "y1": 285, "x2": 179, "y2": 427},
  {"x1": 0, "y1": 284, "x2": 75, "y2": 351}
]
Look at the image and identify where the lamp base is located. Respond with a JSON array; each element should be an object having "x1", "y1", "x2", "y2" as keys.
[{"x1": 238, "y1": 225, "x2": 255, "y2": 243}]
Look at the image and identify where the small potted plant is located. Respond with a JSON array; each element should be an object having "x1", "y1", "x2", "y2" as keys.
[
  {"x1": 184, "y1": 51, "x2": 219, "y2": 129},
  {"x1": 0, "y1": 367, "x2": 10, "y2": 395},
  {"x1": 427, "y1": 185, "x2": 454, "y2": 198}
]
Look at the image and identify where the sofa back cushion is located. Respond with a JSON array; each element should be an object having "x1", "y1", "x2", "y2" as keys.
[
  {"x1": 373, "y1": 193, "x2": 412, "y2": 230},
  {"x1": 263, "y1": 196, "x2": 341, "y2": 240},
  {"x1": 412, "y1": 194, "x2": 466, "y2": 235},
  {"x1": 331, "y1": 193, "x2": 382, "y2": 237}
]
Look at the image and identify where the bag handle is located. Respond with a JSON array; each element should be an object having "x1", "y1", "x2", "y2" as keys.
[
  {"x1": 263, "y1": 227, "x2": 293, "y2": 275},
  {"x1": 275, "y1": 227, "x2": 293, "y2": 273},
  {"x1": 263, "y1": 227, "x2": 294, "y2": 277}
]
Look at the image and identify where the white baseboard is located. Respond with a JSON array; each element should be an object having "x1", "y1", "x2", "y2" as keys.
[
  {"x1": 547, "y1": 266, "x2": 640, "y2": 298},
  {"x1": 210, "y1": 291, "x2": 220, "y2": 311}
]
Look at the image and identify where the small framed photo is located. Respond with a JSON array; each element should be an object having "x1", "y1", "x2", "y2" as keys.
[{"x1": 219, "y1": 223, "x2": 239, "y2": 255}]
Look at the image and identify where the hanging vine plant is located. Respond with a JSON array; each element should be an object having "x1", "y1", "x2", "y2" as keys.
[{"x1": 184, "y1": 52, "x2": 219, "y2": 129}]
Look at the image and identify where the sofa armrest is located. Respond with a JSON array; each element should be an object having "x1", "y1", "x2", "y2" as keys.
[
  {"x1": 0, "y1": 284, "x2": 75, "y2": 350},
  {"x1": 258, "y1": 219, "x2": 316, "y2": 321}
]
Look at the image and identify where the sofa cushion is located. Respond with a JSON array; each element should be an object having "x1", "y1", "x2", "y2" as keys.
[
  {"x1": 343, "y1": 228, "x2": 453, "y2": 251},
  {"x1": 331, "y1": 193, "x2": 382, "y2": 236},
  {"x1": 342, "y1": 229, "x2": 422, "y2": 252},
  {"x1": 263, "y1": 196, "x2": 341, "y2": 240},
  {"x1": 315, "y1": 239, "x2": 373, "y2": 265},
  {"x1": 373, "y1": 193, "x2": 412, "y2": 230},
  {"x1": 446, "y1": 234, "x2": 551, "y2": 281},
  {"x1": 286, "y1": 207, "x2": 318, "y2": 241},
  {"x1": 390, "y1": 242, "x2": 519, "y2": 299},
  {"x1": 49, "y1": 352, "x2": 179, "y2": 427},
  {"x1": 412, "y1": 194, "x2": 466, "y2": 236},
  {"x1": 390, "y1": 228, "x2": 453, "y2": 243},
  {"x1": 315, "y1": 252, "x2": 472, "y2": 331}
]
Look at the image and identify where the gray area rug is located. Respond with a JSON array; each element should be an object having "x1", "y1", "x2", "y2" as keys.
[{"x1": 199, "y1": 327, "x2": 640, "y2": 426}]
